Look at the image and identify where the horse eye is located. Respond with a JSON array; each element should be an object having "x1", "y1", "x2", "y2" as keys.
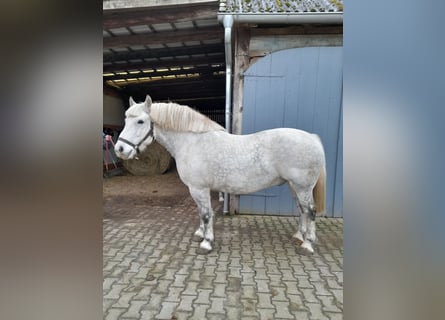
[{"x1": 137, "y1": 120, "x2": 144, "y2": 124}]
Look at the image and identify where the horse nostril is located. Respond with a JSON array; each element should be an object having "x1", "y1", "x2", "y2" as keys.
[{"x1": 118, "y1": 146, "x2": 124, "y2": 153}]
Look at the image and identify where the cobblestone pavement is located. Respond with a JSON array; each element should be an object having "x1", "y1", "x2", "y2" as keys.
[{"x1": 104, "y1": 195, "x2": 343, "y2": 319}]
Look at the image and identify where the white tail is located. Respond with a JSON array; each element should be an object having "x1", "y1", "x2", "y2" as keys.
[{"x1": 313, "y1": 164, "x2": 326, "y2": 215}]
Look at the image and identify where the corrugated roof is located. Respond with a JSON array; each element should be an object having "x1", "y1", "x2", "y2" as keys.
[{"x1": 219, "y1": 0, "x2": 343, "y2": 13}]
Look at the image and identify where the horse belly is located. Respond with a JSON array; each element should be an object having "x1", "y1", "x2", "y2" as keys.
[
  {"x1": 210, "y1": 161, "x2": 285, "y2": 194},
  {"x1": 222, "y1": 175, "x2": 285, "y2": 194}
]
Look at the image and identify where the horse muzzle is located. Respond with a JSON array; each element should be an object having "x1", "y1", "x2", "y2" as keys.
[{"x1": 114, "y1": 141, "x2": 137, "y2": 160}]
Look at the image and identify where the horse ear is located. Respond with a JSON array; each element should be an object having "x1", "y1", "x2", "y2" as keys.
[
  {"x1": 129, "y1": 96, "x2": 136, "y2": 106},
  {"x1": 145, "y1": 95, "x2": 152, "y2": 109}
]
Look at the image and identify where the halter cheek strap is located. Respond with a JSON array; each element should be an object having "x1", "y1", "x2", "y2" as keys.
[{"x1": 118, "y1": 122, "x2": 154, "y2": 155}]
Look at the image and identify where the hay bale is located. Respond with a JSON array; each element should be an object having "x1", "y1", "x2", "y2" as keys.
[{"x1": 123, "y1": 141, "x2": 173, "y2": 175}]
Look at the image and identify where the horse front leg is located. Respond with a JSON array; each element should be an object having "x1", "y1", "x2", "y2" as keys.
[{"x1": 189, "y1": 187, "x2": 214, "y2": 254}]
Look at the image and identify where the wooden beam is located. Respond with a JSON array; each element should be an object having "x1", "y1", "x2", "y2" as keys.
[
  {"x1": 250, "y1": 25, "x2": 343, "y2": 37},
  {"x1": 124, "y1": 88, "x2": 225, "y2": 105},
  {"x1": 123, "y1": 75, "x2": 225, "y2": 90},
  {"x1": 104, "y1": 27, "x2": 223, "y2": 49},
  {"x1": 122, "y1": 77, "x2": 225, "y2": 100},
  {"x1": 104, "y1": 65, "x2": 225, "y2": 81},
  {"x1": 104, "y1": 43, "x2": 224, "y2": 63},
  {"x1": 103, "y1": 55, "x2": 225, "y2": 73},
  {"x1": 103, "y1": 2, "x2": 219, "y2": 29}
]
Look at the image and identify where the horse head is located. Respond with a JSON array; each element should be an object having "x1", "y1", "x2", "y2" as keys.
[{"x1": 114, "y1": 95, "x2": 154, "y2": 160}]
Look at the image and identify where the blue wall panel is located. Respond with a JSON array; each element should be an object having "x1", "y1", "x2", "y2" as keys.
[{"x1": 240, "y1": 47, "x2": 343, "y2": 217}]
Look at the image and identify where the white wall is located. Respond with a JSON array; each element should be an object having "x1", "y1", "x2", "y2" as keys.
[{"x1": 103, "y1": 93, "x2": 124, "y2": 127}]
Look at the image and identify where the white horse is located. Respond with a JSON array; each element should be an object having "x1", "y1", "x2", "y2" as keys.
[{"x1": 115, "y1": 95, "x2": 326, "y2": 254}]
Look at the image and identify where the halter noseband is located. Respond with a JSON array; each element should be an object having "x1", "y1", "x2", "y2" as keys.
[{"x1": 118, "y1": 122, "x2": 154, "y2": 155}]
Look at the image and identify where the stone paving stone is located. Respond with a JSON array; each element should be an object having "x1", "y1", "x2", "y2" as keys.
[
  {"x1": 194, "y1": 288, "x2": 212, "y2": 304},
  {"x1": 133, "y1": 285, "x2": 155, "y2": 300},
  {"x1": 330, "y1": 288, "x2": 343, "y2": 307},
  {"x1": 206, "y1": 314, "x2": 227, "y2": 320},
  {"x1": 308, "y1": 270, "x2": 323, "y2": 282},
  {"x1": 104, "y1": 188, "x2": 344, "y2": 320},
  {"x1": 198, "y1": 275, "x2": 215, "y2": 289},
  {"x1": 258, "y1": 308, "x2": 275, "y2": 320},
  {"x1": 269, "y1": 274, "x2": 283, "y2": 287},
  {"x1": 285, "y1": 281, "x2": 301, "y2": 295},
  {"x1": 190, "y1": 304, "x2": 210, "y2": 319},
  {"x1": 121, "y1": 300, "x2": 146, "y2": 318},
  {"x1": 257, "y1": 292, "x2": 274, "y2": 309},
  {"x1": 241, "y1": 299, "x2": 259, "y2": 317},
  {"x1": 187, "y1": 270, "x2": 201, "y2": 282},
  {"x1": 325, "y1": 312, "x2": 343, "y2": 320},
  {"x1": 272, "y1": 301, "x2": 294, "y2": 319},
  {"x1": 255, "y1": 279, "x2": 270, "y2": 293},
  {"x1": 171, "y1": 311, "x2": 192, "y2": 320},
  {"x1": 156, "y1": 301, "x2": 179, "y2": 319},
  {"x1": 227, "y1": 277, "x2": 242, "y2": 292},
  {"x1": 113, "y1": 291, "x2": 137, "y2": 308},
  {"x1": 103, "y1": 277, "x2": 118, "y2": 292},
  {"x1": 241, "y1": 285, "x2": 257, "y2": 300},
  {"x1": 172, "y1": 274, "x2": 187, "y2": 288},
  {"x1": 105, "y1": 308, "x2": 126, "y2": 320},
  {"x1": 241, "y1": 272, "x2": 256, "y2": 286},
  {"x1": 208, "y1": 297, "x2": 226, "y2": 314},
  {"x1": 287, "y1": 293, "x2": 305, "y2": 311},
  {"x1": 225, "y1": 291, "x2": 242, "y2": 307},
  {"x1": 165, "y1": 286, "x2": 184, "y2": 303},
  {"x1": 301, "y1": 288, "x2": 319, "y2": 304},
  {"x1": 254, "y1": 268, "x2": 268, "y2": 280},
  {"x1": 306, "y1": 302, "x2": 330, "y2": 320},
  {"x1": 313, "y1": 281, "x2": 333, "y2": 296},
  {"x1": 271, "y1": 286, "x2": 288, "y2": 302},
  {"x1": 182, "y1": 281, "x2": 199, "y2": 296},
  {"x1": 326, "y1": 277, "x2": 342, "y2": 290},
  {"x1": 296, "y1": 275, "x2": 315, "y2": 288},
  {"x1": 292, "y1": 311, "x2": 311, "y2": 320},
  {"x1": 225, "y1": 306, "x2": 241, "y2": 319},
  {"x1": 142, "y1": 293, "x2": 164, "y2": 312},
  {"x1": 176, "y1": 295, "x2": 195, "y2": 312},
  {"x1": 140, "y1": 309, "x2": 158, "y2": 320}
]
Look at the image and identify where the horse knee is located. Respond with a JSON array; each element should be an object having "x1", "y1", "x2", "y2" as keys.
[{"x1": 202, "y1": 214, "x2": 210, "y2": 225}]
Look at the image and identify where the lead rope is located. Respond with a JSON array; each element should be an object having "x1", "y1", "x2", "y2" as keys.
[{"x1": 104, "y1": 134, "x2": 118, "y2": 171}]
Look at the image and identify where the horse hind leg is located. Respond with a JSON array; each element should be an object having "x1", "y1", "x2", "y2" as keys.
[
  {"x1": 289, "y1": 182, "x2": 317, "y2": 254},
  {"x1": 192, "y1": 220, "x2": 205, "y2": 242},
  {"x1": 188, "y1": 187, "x2": 215, "y2": 254}
]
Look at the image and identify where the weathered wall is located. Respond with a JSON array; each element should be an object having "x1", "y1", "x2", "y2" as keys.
[{"x1": 103, "y1": 93, "x2": 124, "y2": 127}]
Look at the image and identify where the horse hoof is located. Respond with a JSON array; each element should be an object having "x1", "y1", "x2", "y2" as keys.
[
  {"x1": 297, "y1": 246, "x2": 313, "y2": 256},
  {"x1": 298, "y1": 241, "x2": 315, "y2": 255},
  {"x1": 196, "y1": 247, "x2": 212, "y2": 255},
  {"x1": 192, "y1": 234, "x2": 204, "y2": 242},
  {"x1": 293, "y1": 232, "x2": 304, "y2": 245}
]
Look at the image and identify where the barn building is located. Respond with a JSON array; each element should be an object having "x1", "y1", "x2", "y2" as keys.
[{"x1": 103, "y1": 0, "x2": 343, "y2": 217}]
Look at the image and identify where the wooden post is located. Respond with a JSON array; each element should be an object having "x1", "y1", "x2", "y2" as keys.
[{"x1": 230, "y1": 26, "x2": 250, "y2": 214}]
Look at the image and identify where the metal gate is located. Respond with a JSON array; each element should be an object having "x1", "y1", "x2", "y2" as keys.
[{"x1": 239, "y1": 46, "x2": 343, "y2": 217}]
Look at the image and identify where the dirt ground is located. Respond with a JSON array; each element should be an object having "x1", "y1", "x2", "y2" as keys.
[
  {"x1": 103, "y1": 167, "x2": 221, "y2": 218},
  {"x1": 103, "y1": 168, "x2": 187, "y2": 210}
]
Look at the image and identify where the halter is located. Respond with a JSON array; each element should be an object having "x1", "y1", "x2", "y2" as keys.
[{"x1": 118, "y1": 122, "x2": 154, "y2": 155}]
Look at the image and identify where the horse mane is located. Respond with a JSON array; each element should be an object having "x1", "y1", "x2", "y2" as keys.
[{"x1": 150, "y1": 102, "x2": 225, "y2": 133}]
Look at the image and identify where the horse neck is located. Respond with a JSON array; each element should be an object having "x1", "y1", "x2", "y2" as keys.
[{"x1": 153, "y1": 126, "x2": 188, "y2": 158}]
